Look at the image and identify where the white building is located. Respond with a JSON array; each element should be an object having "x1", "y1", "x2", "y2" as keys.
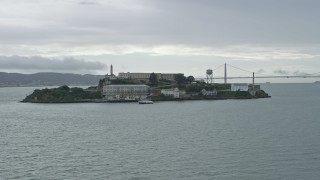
[
  {"x1": 231, "y1": 83, "x2": 249, "y2": 91},
  {"x1": 103, "y1": 85, "x2": 149, "y2": 101},
  {"x1": 161, "y1": 88, "x2": 180, "y2": 98}
]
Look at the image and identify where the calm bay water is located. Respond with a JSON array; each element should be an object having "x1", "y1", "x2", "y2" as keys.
[{"x1": 1, "y1": 84, "x2": 320, "y2": 179}]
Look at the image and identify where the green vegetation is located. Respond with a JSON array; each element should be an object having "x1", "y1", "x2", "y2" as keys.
[
  {"x1": 22, "y1": 85, "x2": 102, "y2": 103},
  {"x1": 158, "y1": 79, "x2": 173, "y2": 86},
  {"x1": 255, "y1": 90, "x2": 269, "y2": 98},
  {"x1": 87, "y1": 86, "x2": 97, "y2": 90},
  {"x1": 149, "y1": 72, "x2": 158, "y2": 87},
  {"x1": 174, "y1": 74, "x2": 187, "y2": 86},
  {"x1": 217, "y1": 91, "x2": 252, "y2": 99},
  {"x1": 186, "y1": 76, "x2": 195, "y2": 84}
]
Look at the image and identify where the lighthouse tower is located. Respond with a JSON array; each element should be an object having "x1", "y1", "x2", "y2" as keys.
[{"x1": 110, "y1": 64, "x2": 114, "y2": 76}]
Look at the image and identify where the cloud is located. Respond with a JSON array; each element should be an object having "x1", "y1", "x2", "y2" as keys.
[
  {"x1": 274, "y1": 69, "x2": 290, "y2": 75},
  {"x1": 0, "y1": 0, "x2": 320, "y2": 81},
  {"x1": 293, "y1": 71, "x2": 310, "y2": 76},
  {"x1": 78, "y1": 1, "x2": 100, "y2": 5},
  {"x1": 0, "y1": 56, "x2": 107, "y2": 72},
  {"x1": 257, "y1": 69, "x2": 266, "y2": 73},
  {"x1": 0, "y1": 44, "x2": 317, "y2": 61},
  {"x1": 1, "y1": 0, "x2": 320, "y2": 47}
]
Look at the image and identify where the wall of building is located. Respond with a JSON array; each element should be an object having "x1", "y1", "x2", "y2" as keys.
[
  {"x1": 231, "y1": 83, "x2": 249, "y2": 91},
  {"x1": 118, "y1": 72, "x2": 183, "y2": 81},
  {"x1": 103, "y1": 85, "x2": 149, "y2": 101}
]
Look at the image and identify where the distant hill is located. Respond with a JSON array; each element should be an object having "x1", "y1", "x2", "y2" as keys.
[{"x1": 0, "y1": 72, "x2": 104, "y2": 87}]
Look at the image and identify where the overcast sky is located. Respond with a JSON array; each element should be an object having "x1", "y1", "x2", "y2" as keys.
[{"x1": 0, "y1": 0, "x2": 320, "y2": 82}]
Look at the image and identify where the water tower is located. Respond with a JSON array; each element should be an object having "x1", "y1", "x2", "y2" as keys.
[{"x1": 206, "y1": 69, "x2": 213, "y2": 84}]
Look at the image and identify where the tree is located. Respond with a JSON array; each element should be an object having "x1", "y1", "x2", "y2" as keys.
[
  {"x1": 174, "y1": 74, "x2": 187, "y2": 86},
  {"x1": 149, "y1": 72, "x2": 158, "y2": 87},
  {"x1": 186, "y1": 76, "x2": 195, "y2": 84},
  {"x1": 58, "y1": 85, "x2": 70, "y2": 91}
]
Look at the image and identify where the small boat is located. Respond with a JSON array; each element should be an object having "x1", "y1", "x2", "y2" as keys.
[{"x1": 138, "y1": 100, "x2": 154, "y2": 104}]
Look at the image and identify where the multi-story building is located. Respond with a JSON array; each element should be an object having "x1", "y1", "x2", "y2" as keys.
[
  {"x1": 118, "y1": 72, "x2": 183, "y2": 81},
  {"x1": 118, "y1": 73, "x2": 161, "y2": 80},
  {"x1": 231, "y1": 83, "x2": 249, "y2": 91},
  {"x1": 103, "y1": 85, "x2": 150, "y2": 101}
]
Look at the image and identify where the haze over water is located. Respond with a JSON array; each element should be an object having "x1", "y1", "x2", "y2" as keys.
[{"x1": 1, "y1": 84, "x2": 320, "y2": 179}]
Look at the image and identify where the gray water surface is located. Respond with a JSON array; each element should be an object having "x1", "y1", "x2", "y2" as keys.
[{"x1": 1, "y1": 84, "x2": 320, "y2": 179}]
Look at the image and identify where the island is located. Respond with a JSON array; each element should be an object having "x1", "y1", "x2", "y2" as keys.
[{"x1": 21, "y1": 71, "x2": 270, "y2": 103}]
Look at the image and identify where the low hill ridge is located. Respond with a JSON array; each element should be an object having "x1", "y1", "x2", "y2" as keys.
[{"x1": 0, "y1": 72, "x2": 104, "y2": 87}]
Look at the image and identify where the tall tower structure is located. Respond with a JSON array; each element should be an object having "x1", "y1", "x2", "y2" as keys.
[
  {"x1": 252, "y1": 72, "x2": 255, "y2": 87},
  {"x1": 206, "y1": 69, "x2": 213, "y2": 84},
  {"x1": 110, "y1": 64, "x2": 113, "y2": 76}
]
